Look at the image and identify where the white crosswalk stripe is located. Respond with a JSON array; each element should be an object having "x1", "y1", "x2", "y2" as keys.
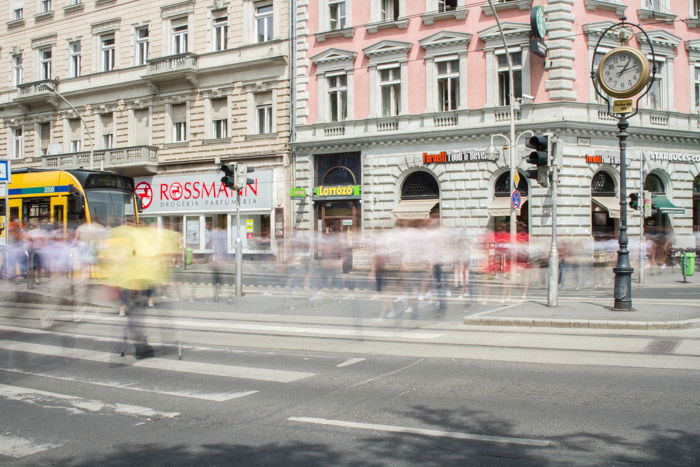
[
  {"x1": 0, "y1": 340, "x2": 314, "y2": 383},
  {"x1": 0, "y1": 434, "x2": 65, "y2": 459}
]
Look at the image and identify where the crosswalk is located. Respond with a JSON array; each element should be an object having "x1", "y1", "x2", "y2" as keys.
[{"x1": 0, "y1": 324, "x2": 321, "y2": 461}]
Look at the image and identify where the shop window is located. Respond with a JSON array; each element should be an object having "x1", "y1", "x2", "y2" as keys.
[
  {"x1": 591, "y1": 171, "x2": 615, "y2": 196},
  {"x1": 644, "y1": 173, "x2": 665, "y2": 193},
  {"x1": 693, "y1": 176, "x2": 700, "y2": 247},
  {"x1": 401, "y1": 171, "x2": 439, "y2": 200},
  {"x1": 322, "y1": 166, "x2": 355, "y2": 185}
]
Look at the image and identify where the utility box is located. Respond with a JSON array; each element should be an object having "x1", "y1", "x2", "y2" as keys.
[
  {"x1": 681, "y1": 252, "x2": 696, "y2": 278},
  {"x1": 184, "y1": 248, "x2": 193, "y2": 267}
]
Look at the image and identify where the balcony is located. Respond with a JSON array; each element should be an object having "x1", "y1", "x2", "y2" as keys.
[
  {"x1": 42, "y1": 145, "x2": 158, "y2": 176},
  {"x1": 15, "y1": 79, "x2": 59, "y2": 106},
  {"x1": 143, "y1": 53, "x2": 198, "y2": 86}
]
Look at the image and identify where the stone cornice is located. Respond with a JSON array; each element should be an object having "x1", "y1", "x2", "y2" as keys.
[
  {"x1": 584, "y1": 0, "x2": 626, "y2": 17},
  {"x1": 481, "y1": 0, "x2": 532, "y2": 16},
  {"x1": 419, "y1": 31, "x2": 472, "y2": 57}
]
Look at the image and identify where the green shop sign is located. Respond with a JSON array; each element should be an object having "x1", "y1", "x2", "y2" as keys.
[
  {"x1": 290, "y1": 187, "x2": 307, "y2": 198},
  {"x1": 313, "y1": 185, "x2": 361, "y2": 199}
]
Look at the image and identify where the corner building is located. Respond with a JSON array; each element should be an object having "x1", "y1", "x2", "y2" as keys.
[
  {"x1": 0, "y1": 0, "x2": 291, "y2": 256},
  {"x1": 291, "y1": 0, "x2": 700, "y2": 264}
]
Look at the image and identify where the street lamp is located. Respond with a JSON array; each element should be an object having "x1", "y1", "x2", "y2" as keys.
[
  {"x1": 40, "y1": 83, "x2": 94, "y2": 170},
  {"x1": 590, "y1": 17, "x2": 655, "y2": 311}
]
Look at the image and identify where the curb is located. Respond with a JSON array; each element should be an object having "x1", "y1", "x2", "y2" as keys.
[{"x1": 463, "y1": 316, "x2": 700, "y2": 330}]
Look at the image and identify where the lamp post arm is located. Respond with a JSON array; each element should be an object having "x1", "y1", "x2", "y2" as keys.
[{"x1": 41, "y1": 84, "x2": 94, "y2": 169}]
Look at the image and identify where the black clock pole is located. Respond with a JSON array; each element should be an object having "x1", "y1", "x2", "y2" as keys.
[{"x1": 613, "y1": 114, "x2": 634, "y2": 310}]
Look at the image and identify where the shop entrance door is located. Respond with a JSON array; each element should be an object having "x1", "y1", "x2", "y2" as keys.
[{"x1": 317, "y1": 200, "x2": 359, "y2": 259}]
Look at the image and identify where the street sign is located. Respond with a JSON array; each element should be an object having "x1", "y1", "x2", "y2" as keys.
[
  {"x1": 613, "y1": 99, "x2": 633, "y2": 114},
  {"x1": 0, "y1": 160, "x2": 10, "y2": 183},
  {"x1": 511, "y1": 190, "x2": 522, "y2": 209},
  {"x1": 513, "y1": 172, "x2": 520, "y2": 186}
]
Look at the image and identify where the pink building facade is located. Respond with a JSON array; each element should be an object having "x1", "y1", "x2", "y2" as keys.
[{"x1": 291, "y1": 0, "x2": 700, "y2": 258}]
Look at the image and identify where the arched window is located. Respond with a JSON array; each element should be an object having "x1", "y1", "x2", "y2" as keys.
[
  {"x1": 644, "y1": 173, "x2": 665, "y2": 194},
  {"x1": 322, "y1": 166, "x2": 356, "y2": 185},
  {"x1": 494, "y1": 171, "x2": 528, "y2": 197},
  {"x1": 591, "y1": 171, "x2": 615, "y2": 196},
  {"x1": 401, "y1": 171, "x2": 439, "y2": 200}
]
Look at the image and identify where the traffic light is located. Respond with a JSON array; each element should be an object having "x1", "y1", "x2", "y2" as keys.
[
  {"x1": 237, "y1": 165, "x2": 255, "y2": 188},
  {"x1": 220, "y1": 163, "x2": 236, "y2": 189},
  {"x1": 524, "y1": 135, "x2": 550, "y2": 187},
  {"x1": 628, "y1": 192, "x2": 639, "y2": 210}
]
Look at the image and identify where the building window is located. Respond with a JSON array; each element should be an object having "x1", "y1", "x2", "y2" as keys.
[
  {"x1": 132, "y1": 108, "x2": 150, "y2": 145},
  {"x1": 101, "y1": 35, "x2": 115, "y2": 72},
  {"x1": 695, "y1": 0, "x2": 700, "y2": 17},
  {"x1": 171, "y1": 103, "x2": 187, "y2": 142},
  {"x1": 100, "y1": 113, "x2": 113, "y2": 149},
  {"x1": 643, "y1": 0, "x2": 667, "y2": 12},
  {"x1": 38, "y1": 122, "x2": 51, "y2": 155},
  {"x1": 255, "y1": 4, "x2": 273, "y2": 42},
  {"x1": 437, "y1": 0, "x2": 457, "y2": 12},
  {"x1": 12, "y1": 54, "x2": 23, "y2": 87},
  {"x1": 213, "y1": 15, "x2": 228, "y2": 51},
  {"x1": 68, "y1": 118, "x2": 81, "y2": 152},
  {"x1": 172, "y1": 20, "x2": 189, "y2": 54},
  {"x1": 497, "y1": 50, "x2": 522, "y2": 106},
  {"x1": 13, "y1": 4, "x2": 23, "y2": 20},
  {"x1": 211, "y1": 97, "x2": 228, "y2": 138},
  {"x1": 329, "y1": 0, "x2": 346, "y2": 30},
  {"x1": 647, "y1": 60, "x2": 664, "y2": 110},
  {"x1": 135, "y1": 27, "x2": 149, "y2": 65},
  {"x1": 327, "y1": 74, "x2": 348, "y2": 122},
  {"x1": 255, "y1": 93, "x2": 273, "y2": 134},
  {"x1": 39, "y1": 48, "x2": 52, "y2": 80},
  {"x1": 69, "y1": 42, "x2": 81, "y2": 78},
  {"x1": 436, "y1": 59, "x2": 459, "y2": 111},
  {"x1": 381, "y1": 0, "x2": 400, "y2": 21},
  {"x1": 380, "y1": 66, "x2": 401, "y2": 116},
  {"x1": 11, "y1": 128, "x2": 23, "y2": 159},
  {"x1": 39, "y1": 0, "x2": 51, "y2": 13}
]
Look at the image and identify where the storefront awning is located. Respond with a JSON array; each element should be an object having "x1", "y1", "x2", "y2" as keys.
[
  {"x1": 488, "y1": 196, "x2": 525, "y2": 217},
  {"x1": 391, "y1": 199, "x2": 439, "y2": 220},
  {"x1": 592, "y1": 196, "x2": 620, "y2": 219},
  {"x1": 652, "y1": 195, "x2": 684, "y2": 214}
]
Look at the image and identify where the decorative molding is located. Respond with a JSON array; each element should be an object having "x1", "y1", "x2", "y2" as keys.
[
  {"x1": 7, "y1": 18, "x2": 25, "y2": 29},
  {"x1": 420, "y1": 7, "x2": 468, "y2": 26},
  {"x1": 34, "y1": 11, "x2": 55, "y2": 22},
  {"x1": 310, "y1": 48, "x2": 356, "y2": 68},
  {"x1": 64, "y1": 3, "x2": 85, "y2": 14},
  {"x1": 366, "y1": 18, "x2": 409, "y2": 34},
  {"x1": 419, "y1": 31, "x2": 472, "y2": 57},
  {"x1": 582, "y1": 21, "x2": 633, "y2": 48},
  {"x1": 637, "y1": 30, "x2": 681, "y2": 56},
  {"x1": 481, "y1": 0, "x2": 533, "y2": 16},
  {"x1": 685, "y1": 39, "x2": 700, "y2": 61},
  {"x1": 31, "y1": 34, "x2": 57, "y2": 49},
  {"x1": 478, "y1": 22, "x2": 530, "y2": 50},
  {"x1": 96, "y1": 0, "x2": 117, "y2": 6},
  {"x1": 91, "y1": 18, "x2": 121, "y2": 35},
  {"x1": 315, "y1": 27, "x2": 355, "y2": 43},
  {"x1": 363, "y1": 39, "x2": 412, "y2": 62},
  {"x1": 161, "y1": 0, "x2": 195, "y2": 19},
  {"x1": 584, "y1": 0, "x2": 626, "y2": 16},
  {"x1": 637, "y1": 7, "x2": 676, "y2": 24}
]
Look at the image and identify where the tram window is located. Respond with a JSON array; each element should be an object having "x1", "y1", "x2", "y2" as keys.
[
  {"x1": 67, "y1": 194, "x2": 86, "y2": 227},
  {"x1": 24, "y1": 200, "x2": 50, "y2": 227},
  {"x1": 10, "y1": 207, "x2": 19, "y2": 221}
]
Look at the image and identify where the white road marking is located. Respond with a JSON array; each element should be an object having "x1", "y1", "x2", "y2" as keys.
[
  {"x1": 468, "y1": 302, "x2": 523, "y2": 317},
  {"x1": 349, "y1": 358, "x2": 423, "y2": 388},
  {"x1": 0, "y1": 368, "x2": 258, "y2": 402},
  {"x1": 82, "y1": 314, "x2": 444, "y2": 339},
  {"x1": 288, "y1": 417, "x2": 551, "y2": 447},
  {"x1": 336, "y1": 358, "x2": 365, "y2": 368},
  {"x1": 0, "y1": 341, "x2": 314, "y2": 383},
  {"x1": 0, "y1": 434, "x2": 64, "y2": 458},
  {"x1": 0, "y1": 383, "x2": 179, "y2": 419}
]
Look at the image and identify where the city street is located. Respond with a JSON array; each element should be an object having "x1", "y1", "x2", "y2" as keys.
[{"x1": 1, "y1": 277, "x2": 699, "y2": 466}]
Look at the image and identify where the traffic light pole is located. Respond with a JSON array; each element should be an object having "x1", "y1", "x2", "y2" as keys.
[
  {"x1": 613, "y1": 114, "x2": 634, "y2": 310},
  {"x1": 547, "y1": 136, "x2": 559, "y2": 307},
  {"x1": 235, "y1": 186, "x2": 243, "y2": 297}
]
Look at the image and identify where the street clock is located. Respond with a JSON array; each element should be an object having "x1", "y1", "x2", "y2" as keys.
[{"x1": 596, "y1": 46, "x2": 651, "y2": 98}]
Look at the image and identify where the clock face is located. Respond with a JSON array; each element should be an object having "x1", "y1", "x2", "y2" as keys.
[{"x1": 597, "y1": 47, "x2": 651, "y2": 98}]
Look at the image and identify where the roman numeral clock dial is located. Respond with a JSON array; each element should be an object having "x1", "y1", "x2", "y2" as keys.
[{"x1": 597, "y1": 46, "x2": 651, "y2": 99}]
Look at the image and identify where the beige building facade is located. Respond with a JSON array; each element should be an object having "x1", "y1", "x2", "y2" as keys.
[{"x1": 0, "y1": 0, "x2": 291, "y2": 255}]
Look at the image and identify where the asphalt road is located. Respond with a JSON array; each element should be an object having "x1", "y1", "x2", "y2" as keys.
[{"x1": 1, "y1": 301, "x2": 699, "y2": 466}]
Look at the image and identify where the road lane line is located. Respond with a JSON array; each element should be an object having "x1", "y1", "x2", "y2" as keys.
[
  {"x1": 337, "y1": 358, "x2": 365, "y2": 368},
  {"x1": 0, "y1": 435, "x2": 64, "y2": 458},
  {"x1": 349, "y1": 358, "x2": 423, "y2": 388},
  {"x1": 288, "y1": 417, "x2": 551, "y2": 447},
  {"x1": 0, "y1": 383, "x2": 179, "y2": 419},
  {"x1": 0, "y1": 341, "x2": 314, "y2": 383},
  {"x1": 0, "y1": 368, "x2": 258, "y2": 402}
]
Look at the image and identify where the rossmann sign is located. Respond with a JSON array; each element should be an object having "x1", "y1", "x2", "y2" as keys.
[{"x1": 134, "y1": 170, "x2": 272, "y2": 214}]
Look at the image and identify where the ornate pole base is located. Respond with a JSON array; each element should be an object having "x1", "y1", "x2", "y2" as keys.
[{"x1": 612, "y1": 264, "x2": 635, "y2": 311}]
